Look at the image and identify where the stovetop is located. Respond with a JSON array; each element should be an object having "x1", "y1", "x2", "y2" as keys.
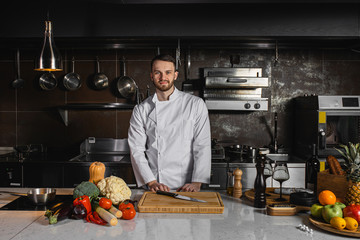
[{"x1": 0, "y1": 195, "x2": 73, "y2": 211}]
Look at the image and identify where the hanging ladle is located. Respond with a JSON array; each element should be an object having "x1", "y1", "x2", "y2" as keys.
[{"x1": 12, "y1": 49, "x2": 24, "y2": 88}]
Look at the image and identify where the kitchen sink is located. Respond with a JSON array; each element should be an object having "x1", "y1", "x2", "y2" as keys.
[{"x1": 266, "y1": 153, "x2": 289, "y2": 162}]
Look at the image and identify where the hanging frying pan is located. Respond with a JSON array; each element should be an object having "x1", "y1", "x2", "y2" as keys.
[
  {"x1": 63, "y1": 57, "x2": 81, "y2": 91},
  {"x1": 93, "y1": 56, "x2": 109, "y2": 90},
  {"x1": 116, "y1": 57, "x2": 137, "y2": 99},
  {"x1": 39, "y1": 72, "x2": 57, "y2": 90}
]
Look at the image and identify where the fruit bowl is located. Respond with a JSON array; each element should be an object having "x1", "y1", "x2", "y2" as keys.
[{"x1": 309, "y1": 215, "x2": 360, "y2": 237}]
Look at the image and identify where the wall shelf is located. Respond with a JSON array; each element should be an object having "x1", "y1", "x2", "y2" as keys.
[{"x1": 57, "y1": 103, "x2": 135, "y2": 126}]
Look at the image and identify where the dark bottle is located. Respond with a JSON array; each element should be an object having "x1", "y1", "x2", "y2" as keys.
[
  {"x1": 305, "y1": 144, "x2": 320, "y2": 194},
  {"x1": 254, "y1": 154, "x2": 266, "y2": 208}
]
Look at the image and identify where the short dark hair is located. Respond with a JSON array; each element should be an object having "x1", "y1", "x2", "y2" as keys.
[{"x1": 151, "y1": 54, "x2": 177, "y2": 71}]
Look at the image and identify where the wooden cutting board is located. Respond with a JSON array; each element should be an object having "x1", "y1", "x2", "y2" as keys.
[{"x1": 137, "y1": 191, "x2": 224, "y2": 214}]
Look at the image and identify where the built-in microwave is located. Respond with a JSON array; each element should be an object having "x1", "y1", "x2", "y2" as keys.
[{"x1": 293, "y1": 95, "x2": 360, "y2": 159}]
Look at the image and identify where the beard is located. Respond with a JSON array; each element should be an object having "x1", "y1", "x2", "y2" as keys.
[{"x1": 152, "y1": 79, "x2": 175, "y2": 92}]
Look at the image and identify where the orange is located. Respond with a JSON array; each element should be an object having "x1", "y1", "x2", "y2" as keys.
[{"x1": 318, "y1": 190, "x2": 337, "y2": 206}]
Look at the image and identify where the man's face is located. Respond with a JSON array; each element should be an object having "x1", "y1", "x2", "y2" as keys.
[{"x1": 150, "y1": 60, "x2": 178, "y2": 92}]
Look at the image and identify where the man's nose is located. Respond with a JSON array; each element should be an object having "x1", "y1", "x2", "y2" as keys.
[{"x1": 160, "y1": 73, "x2": 166, "y2": 80}]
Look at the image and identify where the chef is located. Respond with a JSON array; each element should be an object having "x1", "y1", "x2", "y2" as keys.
[{"x1": 128, "y1": 54, "x2": 211, "y2": 192}]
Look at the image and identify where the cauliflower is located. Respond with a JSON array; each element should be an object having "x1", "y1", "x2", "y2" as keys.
[{"x1": 97, "y1": 176, "x2": 132, "y2": 205}]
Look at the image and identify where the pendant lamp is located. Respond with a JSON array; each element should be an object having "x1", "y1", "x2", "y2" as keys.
[{"x1": 34, "y1": 20, "x2": 62, "y2": 71}]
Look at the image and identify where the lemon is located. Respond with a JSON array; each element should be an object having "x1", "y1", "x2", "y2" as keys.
[
  {"x1": 330, "y1": 217, "x2": 346, "y2": 230},
  {"x1": 344, "y1": 217, "x2": 359, "y2": 231}
]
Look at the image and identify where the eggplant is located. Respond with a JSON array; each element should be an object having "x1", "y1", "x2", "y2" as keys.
[
  {"x1": 45, "y1": 202, "x2": 73, "y2": 224},
  {"x1": 71, "y1": 204, "x2": 87, "y2": 220}
]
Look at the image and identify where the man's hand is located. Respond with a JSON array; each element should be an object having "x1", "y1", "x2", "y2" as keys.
[
  {"x1": 147, "y1": 180, "x2": 170, "y2": 192},
  {"x1": 176, "y1": 182, "x2": 202, "y2": 192}
]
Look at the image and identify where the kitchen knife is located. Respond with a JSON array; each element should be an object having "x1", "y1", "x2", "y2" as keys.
[{"x1": 156, "y1": 190, "x2": 207, "y2": 203}]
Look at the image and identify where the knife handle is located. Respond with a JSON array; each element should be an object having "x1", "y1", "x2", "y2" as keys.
[{"x1": 156, "y1": 190, "x2": 177, "y2": 197}]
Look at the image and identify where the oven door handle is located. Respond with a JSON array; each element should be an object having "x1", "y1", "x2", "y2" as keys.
[{"x1": 226, "y1": 78, "x2": 248, "y2": 83}]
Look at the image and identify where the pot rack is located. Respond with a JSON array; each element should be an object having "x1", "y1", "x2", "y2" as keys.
[{"x1": 57, "y1": 103, "x2": 135, "y2": 126}]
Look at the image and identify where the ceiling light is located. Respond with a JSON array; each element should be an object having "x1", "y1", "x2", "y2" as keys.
[{"x1": 34, "y1": 21, "x2": 63, "y2": 71}]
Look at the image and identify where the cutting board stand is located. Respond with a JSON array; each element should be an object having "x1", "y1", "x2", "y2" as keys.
[{"x1": 137, "y1": 191, "x2": 224, "y2": 214}]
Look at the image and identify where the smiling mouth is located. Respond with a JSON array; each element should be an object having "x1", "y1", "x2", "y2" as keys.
[{"x1": 159, "y1": 81, "x2": 169, "y2": 85}]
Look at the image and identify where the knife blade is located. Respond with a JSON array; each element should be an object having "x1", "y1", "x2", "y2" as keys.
[{"x1": 156, "y1": 190, "x2": 207, "y2": 203}]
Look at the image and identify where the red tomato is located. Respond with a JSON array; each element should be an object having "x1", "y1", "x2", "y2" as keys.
[
  {"x1": 99, "y1": 198, "x2": 112, "y2": 210},
  {"x1": 119, "y1": 201, "x2": 135, "y2": 211},
  {"x1": 122, "y1": 207, "x2": 136, "y2": 220},
  {"x1": 343, "y1": 204, "x2": 360, "y2": 224}
]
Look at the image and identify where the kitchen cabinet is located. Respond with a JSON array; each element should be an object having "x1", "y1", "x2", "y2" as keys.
[{"x1": 0, "y1": 162, "x2": 22, "y2": 187}]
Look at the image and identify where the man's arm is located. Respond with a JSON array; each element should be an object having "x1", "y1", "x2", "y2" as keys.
[
  {"x1": 128, "y1": 105, "x2": 157, "y2": 188},
  {"x1": 190, "y1": 99, "x2": 212, "y2": 189}
]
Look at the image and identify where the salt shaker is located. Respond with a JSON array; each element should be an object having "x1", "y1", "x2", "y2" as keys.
[
  {"x1": 254, "y1": 154, "x2": 266, "y2": 208},
  {"x1": 233, "y1": 168, "x2": 243, "y2": 198}
]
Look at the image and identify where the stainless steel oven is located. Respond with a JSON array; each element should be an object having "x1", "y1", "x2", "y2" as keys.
[
  {"x1": 203, "y1": 67, "x2": 269, "y2": 111},
  {"x1": 294, "y1": 95, "x2": 360, "y2": 159}
]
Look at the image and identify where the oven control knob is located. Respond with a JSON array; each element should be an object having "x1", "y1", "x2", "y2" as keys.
[
  {"x1": 254, "y1": 103, "x2": 261, "y2": 109},
  {"x1": 244, "y1": 103, "x2": 251, "y2": 109}
]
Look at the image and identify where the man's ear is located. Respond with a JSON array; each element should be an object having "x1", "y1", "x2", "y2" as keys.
[{"x1": 174, "y1": 71, "x2": 179, "y2": 80}]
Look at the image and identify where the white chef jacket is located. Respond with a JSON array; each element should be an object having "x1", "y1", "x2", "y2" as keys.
[{"x1": 128, "y1": 87, "x2": 211, "y2": 190}]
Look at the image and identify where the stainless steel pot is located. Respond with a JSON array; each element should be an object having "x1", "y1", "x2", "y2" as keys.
[
  {"x1": 93, "y1": 57, "x2": 108, "y2": 90},
  {"x1": 63, "y1": 57, "x2": 81, "y2": 91},
  {"x1": 39, "y1": 72, "x2": 57, "y2": 90},
  {"x1": 27, "y1": 188, "x2": 56, "y2": 205},
  {"x1": 116, "y1": 58, "x2": 136, "y2": 98}
]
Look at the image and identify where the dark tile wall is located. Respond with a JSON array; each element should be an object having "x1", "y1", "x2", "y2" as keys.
[{"x1": 1, "y1": 45, "x2": 360, "y2": 158}]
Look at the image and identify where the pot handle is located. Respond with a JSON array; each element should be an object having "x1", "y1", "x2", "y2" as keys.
[
  {"x1": 96, "y1": 56, "x2": 100, "y2": 73},
  {"x1": 71, "y1": 57, "x2": 75, "y2": 73}
]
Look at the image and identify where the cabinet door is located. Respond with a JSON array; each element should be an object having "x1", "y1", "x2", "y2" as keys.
[
  {"x1": 23, "y1": 163, "x2": 63, "y2": 188},
  {"x1": 0, "y1": 163, "x2": 22, "y2": 187},
  {"x1": 203, "y1": 167, "x2": 227, "y2": 190}
]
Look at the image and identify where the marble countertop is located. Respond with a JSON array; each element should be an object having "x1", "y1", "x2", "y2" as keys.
[{"x1": 0, "y1": 188, "x2": 349, "y2": 240}]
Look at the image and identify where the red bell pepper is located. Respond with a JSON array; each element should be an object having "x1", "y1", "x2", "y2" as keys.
[{"x1": 73, "y1": 195, "x2": 91, "y2": 215}]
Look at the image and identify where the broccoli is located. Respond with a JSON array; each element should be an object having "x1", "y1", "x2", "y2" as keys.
[{"x1": 73, "y1": 181, "x2": 100, "y2": 200}]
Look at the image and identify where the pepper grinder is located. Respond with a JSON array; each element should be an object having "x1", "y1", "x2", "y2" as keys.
[
  {"x1": 254, "y1": 154, "x2": 266, "y2": 208},
  {"x1": 233, "y1": 168, "x2": 243, "y2": 198}
]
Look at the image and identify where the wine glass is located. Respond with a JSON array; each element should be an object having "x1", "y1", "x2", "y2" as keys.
[
  {"x1": 272, "y1": 161, "x2": 290, "y2": 201},
  {"x1": 263, "y1": 159, "x2": 273, "y2": 196}
]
